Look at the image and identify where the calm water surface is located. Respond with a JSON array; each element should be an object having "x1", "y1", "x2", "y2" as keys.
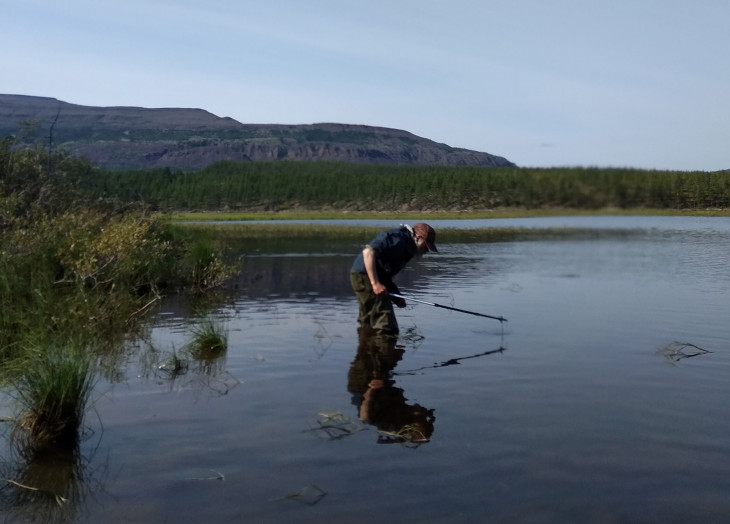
[{"x1": 2, "y1": 216, "x2": 729, "y2": 523}]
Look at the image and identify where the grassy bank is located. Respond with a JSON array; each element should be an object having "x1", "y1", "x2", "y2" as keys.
[{"x1": 168, "y1": 207, "x2": 730, "y2": 222}]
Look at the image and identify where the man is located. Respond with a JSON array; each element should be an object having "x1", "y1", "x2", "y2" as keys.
[{"x1": 350, "y1": 222, "x2": 437, "y2": 335}]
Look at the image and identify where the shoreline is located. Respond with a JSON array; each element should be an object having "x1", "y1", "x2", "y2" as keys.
[{"x1": 168, "y1": 208, "x2": 730, "y2": 221}]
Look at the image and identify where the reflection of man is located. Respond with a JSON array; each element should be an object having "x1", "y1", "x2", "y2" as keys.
[
  {"x1": 350, "y1": 223, "x2": 437, "y2": 336},
  {"x1": 347, "y1": 328, "x2": 435, "y2": 444}
]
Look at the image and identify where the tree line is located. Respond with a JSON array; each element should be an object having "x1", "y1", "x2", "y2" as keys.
[{"x1": 90, "y1": 161, "x2": 730, "y2": 211}]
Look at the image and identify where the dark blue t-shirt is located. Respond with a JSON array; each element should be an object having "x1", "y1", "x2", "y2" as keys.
[{"x1": 351, "y1": 226, "x2": 417, "y2": 283}]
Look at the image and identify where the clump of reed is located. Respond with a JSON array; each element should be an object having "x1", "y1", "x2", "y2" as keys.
[
  {"x1": 187, "y1": 316, "x2": 228, "y2": 361},
  {"x1": 7, "y1": 343, "x2": 96, "y2": 452}
]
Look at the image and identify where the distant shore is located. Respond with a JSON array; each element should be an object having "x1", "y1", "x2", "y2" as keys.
[{"x1": 168, "y1": 208, "x2": 730, "y2": 221}]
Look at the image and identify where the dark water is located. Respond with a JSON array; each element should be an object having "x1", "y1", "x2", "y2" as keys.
[{"x1": 2, "y1": 216, "x2": 730, "y2": 523}]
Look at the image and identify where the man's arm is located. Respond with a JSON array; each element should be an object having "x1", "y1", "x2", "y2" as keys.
[{"x1": 362, "y1": 246, "x2": 387, "y2": 295}]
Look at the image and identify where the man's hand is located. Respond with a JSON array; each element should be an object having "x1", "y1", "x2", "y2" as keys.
[{"x1": 372, "y1": 282, "x2": 387, "y2": 295}]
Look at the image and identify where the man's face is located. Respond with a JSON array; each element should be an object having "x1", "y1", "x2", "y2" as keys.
[{"x1": 415, "y1": 236, "x2": 429, "y2": 255}]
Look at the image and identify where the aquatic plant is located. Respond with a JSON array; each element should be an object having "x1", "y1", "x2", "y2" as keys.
[
  {"x1": 161, "y1": 225, "x2": 239, "y2": 291},
  {"x1": 273, "y1": 483, "x2": 327, "y2": 506},
  {"x1": 156, "y1": 350, "x2": 190, "y2": 380},
  {"x1": 187, "y1": 316, "x2": 228, "y2": 360},
  {"x1": 309, "y1": 411, "x2": 365, "y2": 440},
  {"x1": 8, "y1": 343, "x2": 96, "y2": 451}
]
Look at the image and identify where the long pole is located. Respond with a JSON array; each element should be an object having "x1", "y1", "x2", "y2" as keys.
[{"x1": 390, "y1": 293, "x2": 507, "y2": 323}]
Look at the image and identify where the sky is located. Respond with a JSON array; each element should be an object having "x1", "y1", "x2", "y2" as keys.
[{"x1": 2, "y1": 0, "x2": 728, "y2": 171}]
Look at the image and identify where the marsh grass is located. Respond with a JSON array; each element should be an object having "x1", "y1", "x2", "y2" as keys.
[
  {"x1": 163, "y1": 225, "x2": 240, "y2": 290},
  {"x1": 187, "y1": 236, "x2": 233, "y2": 290},
  {"x1": 8, "y1": 343, "x2": 95, "y2": 452},
  {"x1": 187, "y1": 317, "x2": 228, "y2": 361}
]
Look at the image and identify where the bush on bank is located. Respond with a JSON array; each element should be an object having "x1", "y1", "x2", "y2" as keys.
[{"x1": 0, "y1": 140, "x2": 235, "y2": 450}]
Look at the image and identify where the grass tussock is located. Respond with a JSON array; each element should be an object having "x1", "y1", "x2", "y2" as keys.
[
  {"x1": 7, "y1": 343, "x2": 95, "y2": 451},
  {"x1": 187, "y1": 316, "x2": 228, "y2": 361}
]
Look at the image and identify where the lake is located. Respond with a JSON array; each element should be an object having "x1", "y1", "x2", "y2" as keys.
[{"x1": 2, "y1": 216, "x2": 730, "y2": 523}]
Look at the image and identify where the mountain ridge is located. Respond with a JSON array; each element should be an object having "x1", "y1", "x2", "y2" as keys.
[{"x1": 0, "y1": 94, "x2": 516, "y2": 170}]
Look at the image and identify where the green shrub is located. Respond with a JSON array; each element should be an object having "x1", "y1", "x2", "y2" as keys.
[{"x1": 0, "y1": 208, "x2": 180, "y2": 352}]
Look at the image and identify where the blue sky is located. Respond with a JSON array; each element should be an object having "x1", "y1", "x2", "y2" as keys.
[{"x1": 2, "y1": 0, "x2": 728, "y2": 170}]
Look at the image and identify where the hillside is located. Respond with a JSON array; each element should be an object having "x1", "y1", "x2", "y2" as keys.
[{"x1": 0, "y1": 94, "x2": 515, "y2": 170}]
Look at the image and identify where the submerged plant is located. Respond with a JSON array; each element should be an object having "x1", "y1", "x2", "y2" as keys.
[
  {"x1": 309, "y1": 411, "x2": 365, "y2": 440},
  {"x1": 156, "y1": 349, "x2": 190, "y2": 379},
  {"x1": 8, "y1": 343, "x2": 96, "y2": 451}
]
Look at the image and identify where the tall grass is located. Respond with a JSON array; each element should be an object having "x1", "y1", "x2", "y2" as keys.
[
  {"x1": 164, "y1": 224, "x2": 241, "y2": 290},
  {"x1": 8, "y1": 343, "x2": 95, "y2": 451}
]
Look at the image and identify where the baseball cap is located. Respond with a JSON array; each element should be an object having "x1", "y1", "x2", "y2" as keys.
[{"x1": 413, "y1": 223, "x2": 438, "y2": 252}]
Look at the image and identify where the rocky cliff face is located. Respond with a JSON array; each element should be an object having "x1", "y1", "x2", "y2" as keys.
[{"x1": 0, "y1": 94, "x2": 516, "y2": 170}]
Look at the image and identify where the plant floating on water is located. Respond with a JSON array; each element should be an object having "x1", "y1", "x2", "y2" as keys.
[
  {"x1": 272, "y1": 484, "x2": 327, "y2": 506},
  {"x1": 377, "y1": 424, "x2": 431, "y2": 445},
  {"x1": 656, "y1": 341, "x2": 712, "y2": 364},
  {"x1": 312, "y1": 322, "x2": 332, "y2": 359},
  {"x1": 399, "y1": 326, "x2": 425, "y2": 349},
  {"x1": 186, "y1": 469, "x2": 225, "y2": 481},
  {"x1": 308, "y1": 411, "x2": 365, "y2": 440},
  {"x1": 156, "y1": 351, "x2": 189, "y2": 378},
  {"x1": 378, "y1": 424, "x2": 431, "y2": 447}
]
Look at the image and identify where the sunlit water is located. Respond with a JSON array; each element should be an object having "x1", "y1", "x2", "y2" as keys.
[{"x1": 2, "y1": 216, "x2": 730, "y2": 523}]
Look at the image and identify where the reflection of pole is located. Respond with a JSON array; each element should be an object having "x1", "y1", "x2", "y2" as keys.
[
  {"x1": 390, "y1": 293, "x2": 507, "y2": 323},
  {"x1": 394, "y1": 347, "x2": 507, "y2": 375}
]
